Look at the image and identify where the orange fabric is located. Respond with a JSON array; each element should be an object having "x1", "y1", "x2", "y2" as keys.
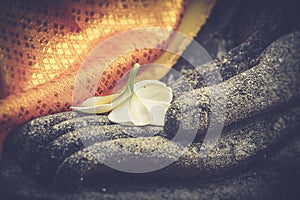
[{"x1": 0, "y1": 0, "x2": 187, "y2": 153}]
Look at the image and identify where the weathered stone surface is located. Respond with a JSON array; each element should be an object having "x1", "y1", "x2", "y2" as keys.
[
  {"x1": 33, "y1": 125, "x2": 163, "y2": 183},
  {"x1": 51, "y1": 105, "x2": 299, "y2": 189},
  {"x1": 1, "y1": 124, "x2": 300, "y2": 199},
  {"x1": 165, "y1": 32, "x2": 300, "y2": 137},
  {"x1": 8, "y1": 113, "x2": 111, "y2": 168}
]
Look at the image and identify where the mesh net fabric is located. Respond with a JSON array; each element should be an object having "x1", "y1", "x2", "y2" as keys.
[{"x1": 0, "y1": 0, "x2": 215, "y2": 152}]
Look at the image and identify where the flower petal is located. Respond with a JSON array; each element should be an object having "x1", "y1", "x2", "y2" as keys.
[
  {"x1": 106, "y1": 80, "x2": 172, "y2": 126},
  {"x1": 148, "y1": 105, "x2": 167, "y2": 126},
  {"x1": 134, "y1": 80, "x2": 172, "y2": 103},
  {"x1": 70, "y1": 104, "x2": 113, "y2": 114},
  {"x1": 138, "y1": 99, "x2": 171, "y2": 111},
  {"x1": 128, "y1": 93, "x2": 152, "y2": 126},
  {"x1": 108, "y1": 99, "x2": 132, "y2": 125},
  {"x1": 72, "y1": 63, "x2": 140, "y2": 114},
  {"x1": 72, "y1": 63, "x2": 173, "y2": 127},
  {"x1": 80, "y1": 94, "x2": 121, "y2": 107}
]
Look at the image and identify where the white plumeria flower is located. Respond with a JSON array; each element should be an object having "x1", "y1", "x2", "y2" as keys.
[{"x1": 71, "y1": 63, "x2": 173, "y2": 126}]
